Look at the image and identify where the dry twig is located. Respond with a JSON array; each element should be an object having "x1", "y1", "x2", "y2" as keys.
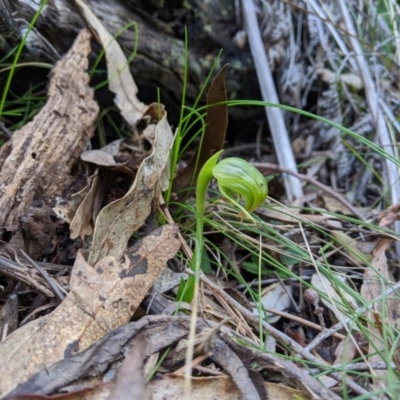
[
  {"x1": 191, "y1": 268, "x2": 377, "y2": 398},
  {"x1": 241, "y1": 0, "x2": 303, "y2": 201}
]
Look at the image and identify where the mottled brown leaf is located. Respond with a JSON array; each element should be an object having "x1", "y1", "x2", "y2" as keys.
[
  {"x1": 88, "y1": 113, "x2": 173, "y2": 265},
  {"x1": 0, "y1": 224, "x2": 180, "y2": 396}
]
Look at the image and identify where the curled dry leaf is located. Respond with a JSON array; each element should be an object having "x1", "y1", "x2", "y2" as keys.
[
  {"x1": 79, "y1": 139, "x2": 125, "y2": 167},
  {"x1": 5, "y1": 383, "x2": 113, "y2": 400},
  {"x1": 360, "y1": 238, "x2": 400, "y2": 388},
  {"x1": 69, "y1": 173, "x2": 102, "y2": 239},
  {"x1": 333, "y1": 338, "x2": 356, "y2": 365},
  {"x1": 256, "y1": 204, "x2": 342, "y2": 229},
  {"x1": 53, "y1": 180, "x2": 93, "y2": 225},
  {"x1": 65, "y1": 112, "x2": 171, "y2": 247},
  {"x1": 0, "y1": 224, "x2": 180, "y2": 397},
  {"x1": 378, "y1": 203, "x2": 400, "y2": 227},
  {"x1": 5, "y1": 315, "x2": 329, "y2": 400},
  {"x1": 70, "y1": 136, "x2": 146, "y2": 240},
  {"x1": 74, "y1": 0, "x2": 147, "y2": 127},
  {"x1": 88, "y1": 113, "x2": 173, "y2": 265},
  {"x1": 80, "y1": 149, "x2": 117, "y2": 166},
  {"x1": 151, "y1": 376, "x2": 265, "y2": 400},
  {"x1": 322, "y1": 194, "x2": 356, "y2": 216}
]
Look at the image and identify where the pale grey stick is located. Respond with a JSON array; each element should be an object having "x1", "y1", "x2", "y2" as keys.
[
  {"x1": 241, "y1": 0, "x2": 303, "y2": 201},
  {"x1": 20, "y1": 250, "x2": 65, "y2": 301},
  {"x1": 337, "y1": 0, "x2": 400, "y2": 258},
  {"x1": 305, "y1": 280, "x2": 400, "y2": 352}
]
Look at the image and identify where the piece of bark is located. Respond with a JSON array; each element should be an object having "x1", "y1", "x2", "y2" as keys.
[
  {"x1": 0, "y1": 29, "x2": 99, "y2": 231},
  {"x1": 5, "y1": 316, "x2": 260, "y2": 399}
]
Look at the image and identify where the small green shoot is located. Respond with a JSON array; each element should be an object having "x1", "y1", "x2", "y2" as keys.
[{"x1": 0, "y1": 0, "x2": 49, "y2": 118}]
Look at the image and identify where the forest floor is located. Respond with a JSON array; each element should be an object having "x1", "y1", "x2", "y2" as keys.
[{"x1": 0, "y1": 1, "x2": 399, "y2": 399}]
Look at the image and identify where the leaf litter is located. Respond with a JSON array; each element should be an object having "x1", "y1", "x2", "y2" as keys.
[{"x1": 1, "y1": 1, "x2": 400, "y2": 399}]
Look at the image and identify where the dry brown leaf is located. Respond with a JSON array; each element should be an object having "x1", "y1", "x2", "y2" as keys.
[
  {"x1": 0, "y1": 224, "x2": 180, "y2": 396},
  {"x1": 5, "y1": 383, "x2": 113, "y2": 400},
  {"x1": 69, "y1": 173, "x2": 101, "y2": 239},
  {"x1": 7, "y1": 382, "x2": 114, "y2": 400},
  {"x1": 255, "y1": 283, "x2": 291, "y2": 324},
  {"x1": 331, "y1": 230, "x2": 373, "y2": 266},
  {"x1": 5, "y1": 377, "x2": 309, "y2": 400},
  {"x1": 88, "y1": 113, "x2": 173, "y2": 265},
  {"x1": 79, "y1": 139, "x2": 125, "y2": 167},
  {"x1": 74, "y1": 0, "x2": 147, "y2": 127},
  {"x1": 96, "y1": 136, "x2": 151, "y2": 179},
  {"x1": 4, "y1": 316, "x2": 192, "y2": 398},
  {"x1": 151, "y1": 375, "x2": 311, "y2": 400},
  {"x1": 66, "y1": 111, "x2": 170, "y2": 246},
  {"x1": 173, "y1": 65, "x2": 228, "y2": 195},
  {"x1": 80, "y1": 149, "x2": 117, "y2": 166},
  {"x1": 378, "y1": 203, "x2": 400, "y2": 227},
  {"x1": 53, "y1": 181, "x2": 92, "y2": 225},
  {"x1": 4, "y1": 315, "x2": 323, "y2": 400},
  {"x1": 333, "y1": 338, "x2": 357, "y2": 365},
  {"x1": 356, "y1": 240, "x2": 380, "y2": 254},
  {"x1": 256, "y1": 204, "x2": 341, "y2": 228},
  {"x1": 322, "y1": 194, "x2": 354, "y2": 216},
  {"x1": 153, "y1": 267, "x2": 186, "y2": 293},
  {"x1": 360, "y1": 238, "x2": 400, "y2": 389}
]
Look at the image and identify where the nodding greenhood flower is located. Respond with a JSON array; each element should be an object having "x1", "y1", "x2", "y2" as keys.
[
  {"x1": 212, "y1": 157, "x2": 268, "y2": 213},
  {"x1": 179, "y1": 150, "x2": 268, "y2": 304},
  {"x1": 198, "y1": 150, "x2": 268, "y2": 213}
]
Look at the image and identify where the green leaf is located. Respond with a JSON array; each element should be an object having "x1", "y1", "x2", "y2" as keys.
[
  {"x1": 176, "y1": 276, "x2": 194, "y2": 303},
  {"x1": 200, "y1": 248, "x2": 212, "y2": 274}
]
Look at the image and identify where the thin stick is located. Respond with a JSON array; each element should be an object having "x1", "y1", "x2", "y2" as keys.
[
  {"x1": 254, "y1": 162, "x2": 365, "y2": 221},
  {"x1": 0, "y1": 255, "x2": 53, "y2": 297},
  {"x1": 337, "y1": 0, "x2": 400, "y2": 258},
  {"x1": 20, "y1": 249, "x2": 65, "y2": 301},
  {"x1": 305, "y1": 281, "x2": 400, "y2": 351},
  {"x1": 241, "y1": 0, "x2": 303, "y2": 200},
  {"x1": 259, "y1": 304, "x2": 345, "y2": 341}
]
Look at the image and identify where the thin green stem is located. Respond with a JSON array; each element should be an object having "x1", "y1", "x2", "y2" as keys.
[{"x1": 0, "y1": 0, "x2": 49, "y2": 118}]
